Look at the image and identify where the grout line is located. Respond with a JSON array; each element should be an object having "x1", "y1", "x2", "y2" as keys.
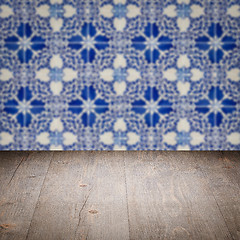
[
  {"x1": 213, "y1": 2, "x2": 217, "y2": 129},
  {"x1": 4, "y1": 41, "x2": 237, "y2": 44},
  {"x1": 2, "y1": 105, "x2": 239, "y2": 109},
  {"x1": 3, "y1": 105, "x2": 239, "y2": 108},
  {"x1": 150, "y1": 3, "x2": 154, "y2": 136},
  {"x1": 23, "y1": 0, "x2": 26, "y2": 131},
  {"x1": 87, "y1": 1, "x2": 90, "y2": 129}
]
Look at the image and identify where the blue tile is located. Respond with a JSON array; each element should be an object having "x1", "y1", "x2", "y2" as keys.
[{"x1": 0, "y1": 0, "x2": 240, "y2": 150}]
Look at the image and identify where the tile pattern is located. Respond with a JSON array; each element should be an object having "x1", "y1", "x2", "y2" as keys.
[{"x1": 0, "y1": 0, "x2": 240, "y2": 150}]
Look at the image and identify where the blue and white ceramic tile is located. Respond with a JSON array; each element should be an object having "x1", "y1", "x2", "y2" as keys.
[{"x1": 0, "y1": 0, "x2": 240, "y2": 150}]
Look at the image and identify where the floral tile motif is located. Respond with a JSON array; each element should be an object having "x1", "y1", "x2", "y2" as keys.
[{"x1": 0, "y1": 0, "x2": 240, "y2": 150}]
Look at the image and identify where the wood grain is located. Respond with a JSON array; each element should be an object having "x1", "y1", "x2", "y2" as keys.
[
  {"x1": 0, "y1": 152, "x2": 53, "y2": 240},
  {"x1": 26, "y1": 151, "x2": 129, "y2": 240},
  {"x1": 0, "y1": 152, "x2": 29, "y2": 194},
  {"x1": 193, "y1": 151, "x2": 240, "y2": 240},
  {"x1": 0, "y1": 151, "x2": 240, "y2": 240},
  {"x1": 124, "y1": 151, "x2": 232, "y2": 240}
]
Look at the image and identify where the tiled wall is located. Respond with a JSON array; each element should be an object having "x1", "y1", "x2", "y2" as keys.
[{"x1": 0, "y1": 0, "x2": 239, "y2": 150}]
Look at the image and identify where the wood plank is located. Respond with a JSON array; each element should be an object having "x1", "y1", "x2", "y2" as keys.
[
  {"x1": 222, "y1": 152, "x2": 240, "y2": 187},
  {"x1": 1, "y1": 151, "x2": 239, "y2": 240},
  {"x1": 193, "y1": 151, "x2": 240, "y2": 240},
  {"x1": 0, "y1": 152, "x2": 53, "y2": 240},
  {"x1": 26, "y1": 151, "x2": 129, "y2": 240},
  {"x1": 124, "y1": 151, "x2": 232, "y2": 240},
  {"x1": 0, "y1": 152, "x2": 29, "y2": 194},
  {"x1": 74, "y1": 151, "x2": 129, "y2": 240},
  {"x1": 26, "y1": 151, "x2": 92, "y2": 240}
]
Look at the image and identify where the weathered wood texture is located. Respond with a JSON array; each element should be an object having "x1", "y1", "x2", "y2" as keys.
[
  {"x1": 124, "y1": 151, "x2": 235, "y2": 240},
  {"x1": 26, "y1": 151, "x2": 129, "y2": 240},
  {"x1": 192, "y1": 151, "x2": 240, "y2": 240},
  {"x1": 0, "y1": 151, "x2": 239, "y2": 240},
  {"x1": 0, "y1": 152, "x2": 29, "y2": 195},
  {"x1": 0, "y1": 152, "x2": 53, "y2": 240}
]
